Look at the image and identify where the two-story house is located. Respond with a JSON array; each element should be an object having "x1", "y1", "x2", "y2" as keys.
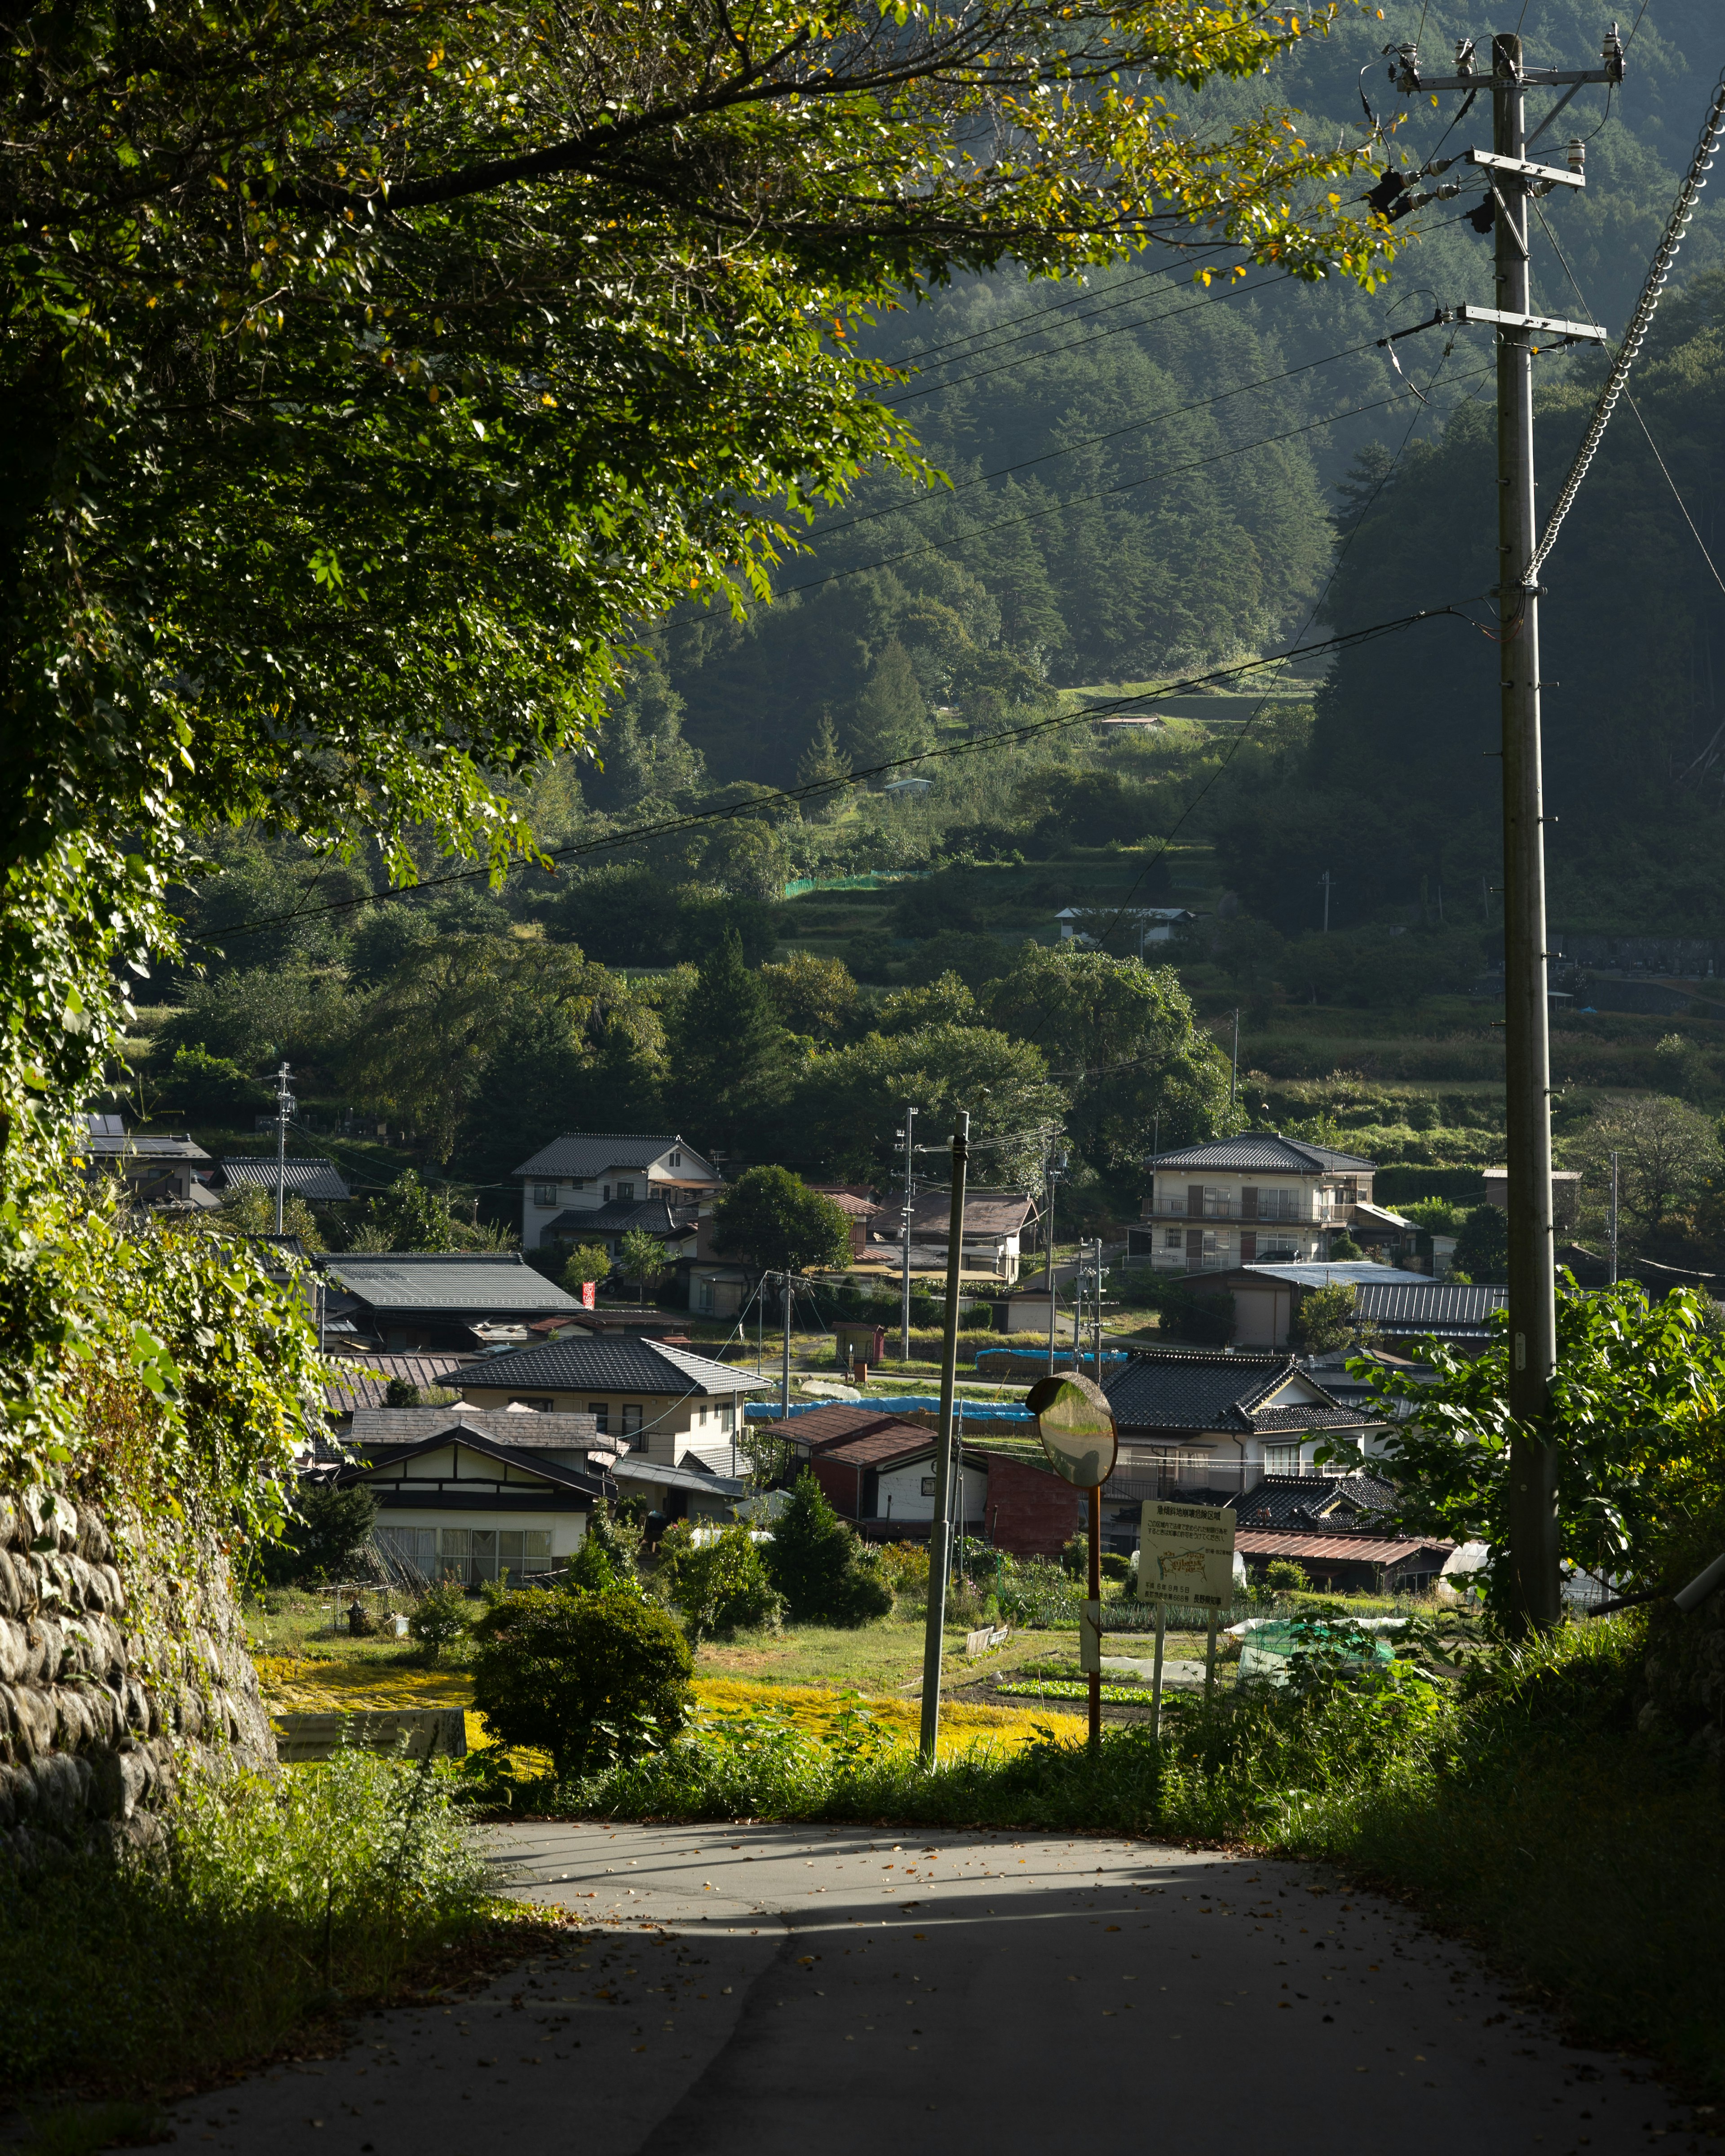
[
  {"x1": 1132, "y1": 1133, "x2": 1381, "y2": 1273},
  {"x1": 512, "y1": 1132, "x2": 723, "y2": 1253}
]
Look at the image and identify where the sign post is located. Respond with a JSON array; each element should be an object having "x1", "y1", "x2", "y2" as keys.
[
  {"x1": 1026, "y1": 1371, "x2": 1118, "y2": 1749},
  {"x1": 1136, "y1": 1498, "x2": 1238, "y2": 1738}
]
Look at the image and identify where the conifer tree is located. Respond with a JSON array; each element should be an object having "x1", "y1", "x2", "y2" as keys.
[{"x1": 765, "y1": 1472, "x2": 894, "y2": 1626}]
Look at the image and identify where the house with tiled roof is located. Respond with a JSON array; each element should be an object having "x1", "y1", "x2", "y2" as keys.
[
  {"x1": 316, "y1": 1252, "x2": 588, "y2": 1353},
  {"x1": 512, "y1": 1132, "x2": 722, "y2": 1252},
  {"x1": 220, "y1": 1153, "x2": 352, "y2": 1204},
  {"x1": 1101, "y1": 1348, "x2": 1382, "y2": 1499},
  {"x1": 456, "y1": 1333, "x2": 768, "y2": 1472},
  {"x1": 1163, "y1": 1260, "x2": 1507, "y2": 1353},
  {"x1": 1132, "y1": 1132, "x2": 1390, "y2": 1275},
  {"x1": 1221, "y1": 1472, "x2": 1452, "y2": 1594}
]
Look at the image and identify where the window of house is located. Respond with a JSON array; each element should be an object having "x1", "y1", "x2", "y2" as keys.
[
  {"x1": 920, "y1": 1476, "x2": 937, "y2": 1497},
  {"x1": 668, "y1": 1151, "x2": 681, "y2": 1168},
  {"x1": 720, "y1": 1401, "x2": 735, "y2": 1432},
  {"x1": 375, "y1": 1525, "x2": 437, "y2": 1577},
  {"x1": 617, "y1": 1180, "x2": 635, "y2": 1201},
  {"x1": 696, "y1": 1279, "x2": 715, "y2": 1314},
  {"x1": 587, "y1": 1403, "x2": 610, "y2": 1435},
  {"x1": 621, "y1": 1405, "x2": 642, "y2": 1436},
  {"x1": 1264, "y1": 1444, "x2": 1301, "y2": 1475},
  {"x1": 533, "y1": 1182, "x2": 557, "y2": 1206},
  {"x1": 510, "y1": 1397, "x2": 554, "y2": 1413},
  {"x1": 1164, "y1": 1228, "x2": 1183, "y2": 1249},
  {"x1": 1203, "y1": 1185, "x2": 1231, "y2": 1217},
  {"x1": 436, "y1": 1528, "x2": 553, "y2": 1585}
]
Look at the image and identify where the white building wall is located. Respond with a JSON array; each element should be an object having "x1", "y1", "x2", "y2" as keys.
[{"x1": 872, "y1": 1459, "x2": 989, "y2": 1523}]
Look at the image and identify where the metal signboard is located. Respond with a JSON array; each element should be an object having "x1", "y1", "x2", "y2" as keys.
[{"x1": 1137, "y1": 1499, "x2": 1237, "y2": 1609}]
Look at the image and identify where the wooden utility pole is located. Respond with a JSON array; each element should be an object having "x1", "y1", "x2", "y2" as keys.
[
  {"x1": 1383, "y1": 25, "x2": 1619, "y2": 1632},
  {"x1": 919, "y1": 1111, "x2": 970, "y2": 1763}
]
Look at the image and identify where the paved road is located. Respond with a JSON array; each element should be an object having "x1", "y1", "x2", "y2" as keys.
[{"x1": 171, "y1": 1823, "x2": 1696, "y2": 2156}]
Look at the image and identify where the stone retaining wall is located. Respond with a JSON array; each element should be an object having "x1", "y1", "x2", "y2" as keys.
[{"x1": 0, "y1": 1486, "x2": 274, "y2": 1869}]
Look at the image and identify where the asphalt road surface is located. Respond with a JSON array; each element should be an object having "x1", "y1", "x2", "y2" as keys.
[{"x1": 169, "y1": 1823, "x2": 1700, "y2": 2155}]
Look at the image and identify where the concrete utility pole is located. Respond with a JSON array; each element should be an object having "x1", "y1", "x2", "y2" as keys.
[
  {"x1": 919, "y1": 1110, "x2": 970, "y2": 1763},
  {"x1": 898, "y1": 1105, "x2": 918, "y2": 1361},
  {"x1": 1230, "y1": 1008, "x2": 1240, "y2": 1108},
  {"x1": 273, "y1": 1061, "x2": 294, "y2": 1235},
  {"x1": 1609, "y1": 1150, "x2": 1620, "y2": 1286},
  {"x1": 1044, "y1": 1146, "x2": 1065, "y2": 1374},
  {"x1": 781, "y1": 1272, "x2": 792, "y2": 1419},
  {"x1": 1383, "y1": 24, "x2": 1620, "y2": 1635},
  {"x1": 1320, "y1": 871, "x2": 1331, "y2": 933}
]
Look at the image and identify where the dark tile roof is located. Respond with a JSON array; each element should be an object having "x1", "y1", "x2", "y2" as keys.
[
  {"x1": 321, "y1": 1353, "x2": 476, "y2": 1412},
  {"x1": 1239, "y1": 1261, "x2": 1422, "y2": 1288},
  {"x1": 903, "y1": 1190, "x2": 1037, "y2": 1238},
  {"x1": 221, "y1": 1155, "x2": 352, "y2": 1202},
  {"x1": 317, "y1": 1252, "x2": 585, "y2": 1317},
  {"x1": 1247, "y1": 1403, "x2": 1380, "y2": 1435},
  {"x1": 332, "y1": 1420, "x2": 608, "y2": 1497},
  {"x1": 612, "y1": 1458, "x2": 748, "y2": 1498},
  {"x1": 1147, "y1": 1135, "x2": 1376, "y2": 1174},
  {"x1": 1231, "y1": 1472, "x2": 1400, "y2": 1529},
  {"x1": 459, "y1": 1334, "x2": 768, "y2": 1397},
  {"x1": 512, "y1": 1132, "x2": 717, "y2": 1180},
  {"x1": 542, "y1": 1197, "x2": 699, "y2": 1237},
  {"x1": 1104, "y1": 1349, "x2": 1355, "y2": 1435},
  {"x1": 345, "y1": 1407, "x2": 601, "y2": 1450}
]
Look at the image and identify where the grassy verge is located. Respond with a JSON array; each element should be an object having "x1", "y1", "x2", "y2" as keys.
[
  {"x1": 0, "y1": 1750, "x2": 507, "y2": 2106},
  {"x1": 501, "y1": 1615, "x2": 1721, "y2": 2100}
]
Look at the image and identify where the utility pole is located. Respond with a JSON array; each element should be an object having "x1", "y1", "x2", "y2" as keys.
[
  {"x1": 1383, "y1": 24, "x2": 1620, "y2": 1635},
  {"x1": 1230, "y1": 1008, "x2": 1240, "y2": 1108},
  {"x1": 1608, "y1": 1150, "x2": 1619, "y2": 1286},
  {"x1": 1044, "y1": 1145, "x2": 1065, "y2": 1374},
  {"x1": 919, "y1": 1110, "x2": 970, "y2": 1763},
  {"x1": 1320, "y1": 871, "x2": 1331, "y2": 933},
  {"x1": 897, "y1": 1105, "x2": 917, "y2": 1361},
  {"x1": 273, "y1": 1061, "x2": 294, "y2": 1235},
  {"x1": 781, "y1": 1272, "x2": 792, "y2": 1419}
]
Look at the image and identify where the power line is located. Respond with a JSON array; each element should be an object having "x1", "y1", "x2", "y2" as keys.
[
  {"x1": 212, "y1": 605, "x2": 1475, "y2": 942},
  {"x1": 774, "y1": 362, "x2": 1494, "y2": 605},
  {"x1": 806, "y1": 332, "x2": 1393, "y2": 544},
  {"x1": 1530, "y1": 53, "x2": 1725, "y2": 582}
]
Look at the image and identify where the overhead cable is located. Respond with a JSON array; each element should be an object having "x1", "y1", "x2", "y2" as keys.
[
  {"x1": 1528, "y1": 57, "x2": 1725, "y2": 583},
  {"x1": 212, "y1": 605, "x2": 1475, "y2": 944}
]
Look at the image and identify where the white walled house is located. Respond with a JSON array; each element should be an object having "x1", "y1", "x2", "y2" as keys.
[
  {"x1": 458, "y1": 1334, "x2": 767, "y2": 1473},
  {"x1": 513, "y1": 1132, "x2": 722, "y2": 1253},
  {"x1": 1132, "y1": 1133, "x2": 1381, "y2": 1273}
]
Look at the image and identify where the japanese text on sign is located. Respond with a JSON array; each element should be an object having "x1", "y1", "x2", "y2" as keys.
[{"x1": 1137, "y1": 1499, "x2": 1237, "y2": 1609}]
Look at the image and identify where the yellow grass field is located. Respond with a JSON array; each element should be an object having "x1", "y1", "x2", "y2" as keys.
[{"x1": 252, "y1": 1655, "x2": 1065, "y2": 1761}]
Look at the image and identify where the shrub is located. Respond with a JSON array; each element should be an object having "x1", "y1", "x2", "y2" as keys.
[
  {"x1": 677, "y1": 1524, "x2": 784, "y2": 1640},
  {"x1": 470, "y1": 1585, "x2": 694, "y2": 1780},
  {"x1": 1265, "y1": 1559, "x2": 1309, "y2": 1593},
  {"x1": 875, "y1": 1541, "x2": 931, "y2": 1604},
  {"x1": 408, "y1": 1582, "x2": 473, "y2": 1664},
  {"x1": 765, "y1": 1472, "x2": 895, "y2": 1626},
  {"x1": 257, "y1": 1482, "x2": 378, "y2": 1586}
]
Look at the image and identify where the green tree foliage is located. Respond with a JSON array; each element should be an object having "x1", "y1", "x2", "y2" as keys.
[
  {"x1": 215, "y1": 1182, "x2": 328, "y2": 1252},
  {"x1": 1451, "y1": 1206, "x2": 1509, "y2": 1285},
  {"x1": 619, "y1": 1229, "x2": 670, "y2": 1303},
  {"x1": 779, "y1": 1019, "x2": 1063, "y2": 1184},
  {"x1": 1577, "y1": 1096, "x2": 1718, "y2": 1237},
  {"x1": 1355, "y1": 1281, "x2": 1725, "y2": 1599},
  {"x1": 408, "y1": 1582, "x2": 473, "y2": 1663},
  {"x1": 982, "y1": 945, "x2": 1234, "y2": 1174},
  {"x1": 348, "y1": 1170, "x2": 505, "y2": 1254},
  {"x1": 850, "y1": 641, "x2": 932, "y2": 769},
  {"x1": 710, "y1": 1167, "x2": 853, "y2": 1276},
  {"x1": 765, "y1": 1472, "x2": 896, "y2": 1626},
  {"x1": 664, "y1": 930, "x2": 786, "y2": 1146},
  {"x1": 2, "y1": 0, "x2": 1392, "y2": 1154},
  {"x1": 586, "y1": 644, "x2": 706, "y2": 812},
  {"x1": 795, "y1": 712, "x2": 853, "y2": 814},
  {"x1": 470, "y1": 1586, "x2": 693, "y2": 1781},
  {"x1": 166, "y1": 1046, "x2": 270, "y2": 1124},
  {"x1": 257, "y1": 1482, "x2": 379, "y2": 1585},
  {"x1": 760, "y1": 953, "x2": 861, "y2": 1044},
  {"x1": 561, "y1": 1245, "x2": 612, "y2": 1290},
  {"x1": 670, "y1": 1524, "x2": 784, "y2": 1640},
  {"x1": 1290, "y1": 1282, "x2": 1376, "y2": 1356}
]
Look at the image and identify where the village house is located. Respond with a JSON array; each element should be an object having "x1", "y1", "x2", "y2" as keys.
[
  {"x1": 219, "y1": 1153, "x2": 352, "y2": 1205},
  {"x1": 316, "y1": 1252, "x2": 588, "y2": 1354},
  {"x1": 1226, "y1": 1473, "x2": 1453, "y2": 1595},
  {"x1": 1133, "y1": 1132, "x2": 1387, "y2": 1273},
  {"x1": 329, "y1": 1411, "x2": 609, "y2": 1586},
  {"x1": 868, "y1": 1188, "x2": 1040, "y2": 1282},
  {"x1": 1101, "y1": 1347, "x2": 1380, "y2": 1498},
  {"x1": 1179, "y1": 1260, "x2": 1507, "y2": 1352},
  {"x1": 80, "y1": 1113, "x2": 215, "y2": 1209},
  {"x1": 457, "y1": 1333, "x2": 768, "y2": 1473},
  {"x1": 1056, "y1": 905, "x2": 1196, "y2": 950},
  {"x1": 512, "y1": 1131, "x2": 723, "y2": 1253}
]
